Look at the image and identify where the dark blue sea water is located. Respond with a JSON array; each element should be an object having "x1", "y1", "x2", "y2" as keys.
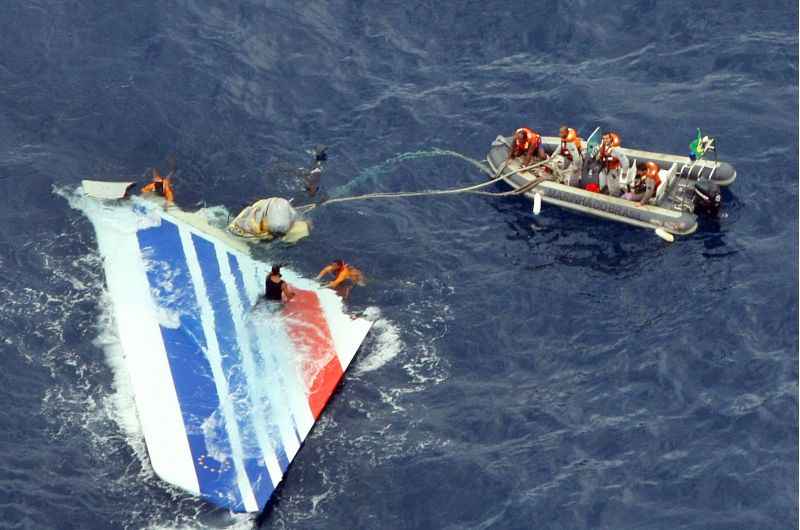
[{"x1": 1, "y1": 2, "x2": 797, "y2": 529}]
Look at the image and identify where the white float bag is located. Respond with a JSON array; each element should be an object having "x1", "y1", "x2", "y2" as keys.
[{"x1": 228, "y1": 197, "x2": 297, "y2": 238}]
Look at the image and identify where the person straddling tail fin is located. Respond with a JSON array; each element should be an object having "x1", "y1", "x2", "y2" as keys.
[{"x1": 265, "y1": 264, "x2": 295, "y2": 303}]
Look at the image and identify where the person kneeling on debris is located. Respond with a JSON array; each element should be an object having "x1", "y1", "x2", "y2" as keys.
[
  {"x1": 316, "y1": 260, "x2": 365, "y2": 300},
  {"x1": 227, "y1": 197, "x2": 310, "y2": 242},
  {"x1": 141, "y1": 168, "x2": 175, "y2": 203}
]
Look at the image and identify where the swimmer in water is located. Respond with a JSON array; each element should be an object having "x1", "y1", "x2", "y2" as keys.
[
  {"x1": 316, "y1": 259, "x2": 365, "y2": 300},
  {"x1": 303, "y1": 145, "x2": 327, "y2": 196}
]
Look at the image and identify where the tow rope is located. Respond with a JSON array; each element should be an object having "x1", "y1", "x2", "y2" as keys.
[{"x1": 295, "y1": 157, "x2": 561, "y2": 214}]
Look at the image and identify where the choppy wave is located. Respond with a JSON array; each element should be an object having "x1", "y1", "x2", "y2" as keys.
[{"x1": 0, "y1": 1, "x2": 796, "y2": 529}]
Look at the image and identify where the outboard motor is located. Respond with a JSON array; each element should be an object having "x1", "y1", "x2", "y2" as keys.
[{"x1": 693, "y1": 179, "x2": 722, "y2": 216}]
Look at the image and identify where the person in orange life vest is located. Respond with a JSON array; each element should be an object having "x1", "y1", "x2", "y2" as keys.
[
  {"x1": 558, "y1": 126, "x2": 583, "y2": 162},
  {"x1": 507, "y1": 127, "x2": 547, "y2": 167},
  {"x1": 316, "y1": 260, "x2": 365, "y2": 300},
  {"x1": 264, "y1": 264, "x2": 295, "y2": 302},
  {"x1": 140, "y1": 168, "x2": 175, "y2": 203},
  {"x1": 557, "y1": 125, "x2": 584, "y2": 185},
  {"x1": 623, "y1": 161, "x2": 662, "y2": 206},
  {"x1": 596, "y1": 132, "x2": 629, "y2": 197}
]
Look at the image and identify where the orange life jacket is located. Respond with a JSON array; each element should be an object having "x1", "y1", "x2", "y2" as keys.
[
  {"x1": 329, "y1": 263, "x2": 364, "y2": 288},
  {"x1": 633, "y1": 162, "x2": 661, "y2": 193},
  {"x1": 514, "y1": 127, "x2": 541, "y2": 153},
  {"x1": 141, "y1": 169, "x2": 174, "y2": 203},
  {"x1": 599, "y1": 145, "x2": 621, "y2": 171},
  {"x1": 559, "y1": 128, "x2": 583, "y2": 159}
]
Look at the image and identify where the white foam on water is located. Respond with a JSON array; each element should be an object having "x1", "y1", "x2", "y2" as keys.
[
  {"x1": 352, "y1": 307, "x2": 402, "y2": 374},
  {"x1": 355, "y1": 301, "x2": 450, "y2": 386},
  {"x1": 92, "y1": 290, "x2": 153, "y2": 479},
  {"x1": 143, "y1": 511, "x2": 254, "y2": 530}
]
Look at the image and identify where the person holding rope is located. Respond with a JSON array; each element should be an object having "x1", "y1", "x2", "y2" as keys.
[{"x1": 507, "y1": 127, "x2": 548, "y2": 167}]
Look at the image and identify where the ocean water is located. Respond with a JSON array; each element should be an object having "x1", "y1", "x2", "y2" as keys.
[{"x1": 0, "y1": 2, "x2": 797, "y2": 529}]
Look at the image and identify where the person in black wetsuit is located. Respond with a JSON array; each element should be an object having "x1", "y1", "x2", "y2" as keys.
[
  {"x1": 265, "y1": 264, "x2": 295, "y2": 302},
  {"x1": 303, "y1": 145, "x2": 327, "y2": 196}
]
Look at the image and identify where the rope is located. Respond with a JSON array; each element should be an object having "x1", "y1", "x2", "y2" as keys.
[
  {"x1": 470, "y1": 173, "x2": 553, "y2": 197},
  {"x1": 330, "y1": 148, "x2": 492, "y2": 196},
  {"x1": 295, "y1": 157, "x2": 558, "y2": 213}
]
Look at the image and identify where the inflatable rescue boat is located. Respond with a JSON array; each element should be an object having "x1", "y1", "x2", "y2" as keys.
[{"x1": 486, "y1": 134, "x2": 736, "y2": 239}]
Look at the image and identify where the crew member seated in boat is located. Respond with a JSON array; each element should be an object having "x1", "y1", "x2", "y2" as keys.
[
  {"x1": 597, "y1": 132, "x2": 629, "y2": 196},
  {"x1": 507, "y1": 127, "x2": 547, "y2": 167},
  {"x1": 557, "y1": 125, "x2": 583, "y2": 186},
  {"x1": 140, "y1": 168, "x2": 175, "y2": 203},
  {"x1": 623, "y1": 161, "x2": 661, "y2": 206},
  {"x1": 316, "y1": 259, "x2": 365, "y2": 300},
  {"x1": 265, "y1": 264, "x2": 295, "y2": 303}
]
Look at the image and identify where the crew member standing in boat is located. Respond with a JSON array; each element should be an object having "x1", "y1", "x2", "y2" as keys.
[
  {"x1": 558, "y1": 125, "x2": 583, "y2": 186},
  {"x1": 507, "y1": 127, "x2": 548, "y2": 167},
  {"x1": 597, "y1": 132, "x2": 629, "y2": 196},
  {"x1": 265, "y1": 264, "x2": 295, "y2": 303}
]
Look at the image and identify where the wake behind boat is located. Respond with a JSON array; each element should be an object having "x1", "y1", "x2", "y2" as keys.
[{"x1": 486, "y1": 130, "x2": 736, "y2": 239}]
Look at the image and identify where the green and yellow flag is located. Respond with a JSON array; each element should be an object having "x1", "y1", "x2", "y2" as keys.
[{"x1": 689, "y1": 128, "x2": 715, "y2": 160}]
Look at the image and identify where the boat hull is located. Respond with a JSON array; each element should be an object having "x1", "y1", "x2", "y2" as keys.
[
  {"x1": 539, "y1": 136, "x2": 736, "y2": 186},
  {"x1": 487, "y1": 137, "x2": 702, "y2": 236}
]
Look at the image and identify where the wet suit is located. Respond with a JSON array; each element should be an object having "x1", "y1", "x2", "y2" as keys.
[{"x1": 265, "y1": 276, "x2": 284, "y2": 301}]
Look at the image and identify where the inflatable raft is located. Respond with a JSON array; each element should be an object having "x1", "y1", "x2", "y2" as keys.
[
  {"x1": 76, "y1": 183, "x2": 372, "y2": 513},
  {"x1": 486, "y1": 135, "x2": 736, "y2": 238}
]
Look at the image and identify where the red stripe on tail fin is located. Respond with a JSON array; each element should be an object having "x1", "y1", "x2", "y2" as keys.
[{"x1": 282, "y1": 289, "x2": 343, "y2": 419}]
